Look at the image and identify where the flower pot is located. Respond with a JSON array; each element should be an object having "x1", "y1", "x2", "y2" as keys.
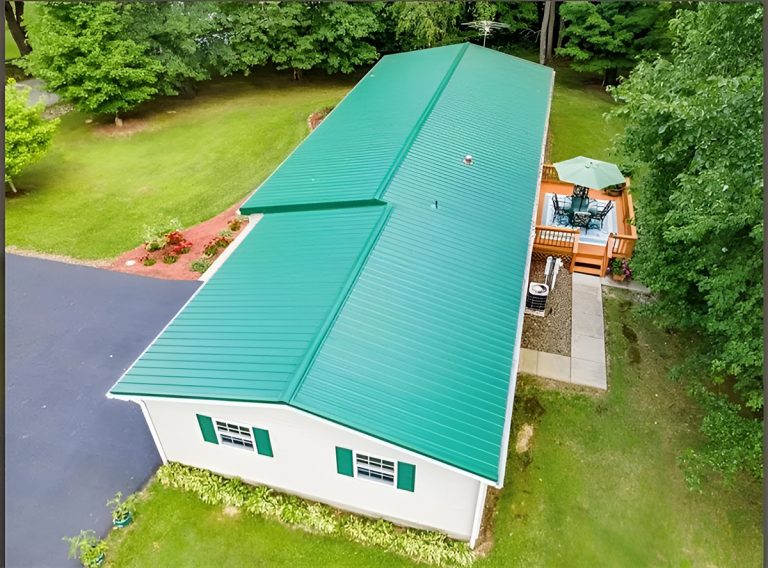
[
  {"x1": 113, "y1": 511, "x2": 133, "y2": 528},
  {"x1": 604, "y1": 188, "x2": 624, "y2": 197},
  {"x1": 84, "y1": 551, "x2": 105, "y2": 568},
  {"x1": 611, "y1": 273, "x2": 626, "y2": 282}
]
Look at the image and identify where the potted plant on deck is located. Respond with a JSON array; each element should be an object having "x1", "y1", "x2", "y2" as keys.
[
  {"x1": 107, "y1": 491, "x2": 137, "y2": 528},
  {"x1": 609, "y1": 258, "x2": 632, "y2": 281},
  {"x1": 63, "y1": 530, "x2": 107, "y2": 567}
]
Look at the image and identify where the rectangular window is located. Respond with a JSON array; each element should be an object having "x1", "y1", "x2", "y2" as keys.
[
  {"x1": 215, "y1": 420, "x2": 254, "y2": 451},
  {"x1": 355, "y1": 453, "x2": 395, "y2": 486}
]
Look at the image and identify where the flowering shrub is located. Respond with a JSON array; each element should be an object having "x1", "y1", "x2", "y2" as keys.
[
  {"x1": 203, "y1": 236, "x2": 231, "y2": 257},
  {"x1": 166, "y1": 231, "x2": 185, "y2": 246},
  {"x1": 171, "y1": 241, "x2": 193, "y2": 255},
  {"x1": 156, "y1": 463, "x2": 475, "y2": 566},
  {"x1": 609, "y1": 257, "x2": 632, "y2": 280},
  {"x1": 228, "y1": 217, "x2": 246, "y2": 232}
]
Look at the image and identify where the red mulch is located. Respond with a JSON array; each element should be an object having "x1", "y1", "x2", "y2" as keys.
[{"x1": 108, "y1": 204, "x2": 249, "y2": 280}]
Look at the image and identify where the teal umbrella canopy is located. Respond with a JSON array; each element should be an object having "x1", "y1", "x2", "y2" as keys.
[{"x1": 553, "y1": 156, "x2": 625, "y2": 189}]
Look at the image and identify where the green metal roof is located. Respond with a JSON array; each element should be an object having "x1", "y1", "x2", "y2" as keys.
[
  {"x1": 111, "y1": 44, "x2": 553, "y2": 483},
  {"x1": 239, "y1": 43, "x2": 467, "y2": 214},
  {"x1": 110, "y1": 205, "x2": 391, "y2": 400}
]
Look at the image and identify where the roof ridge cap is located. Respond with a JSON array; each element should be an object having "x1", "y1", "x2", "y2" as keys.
[{"x1": 373, "y1": 42, "x2": 469, "y2": 201}]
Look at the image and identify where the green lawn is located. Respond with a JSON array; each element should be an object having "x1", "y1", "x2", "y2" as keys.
[
  {"x1": 6, "y1": 56, "x2": 621, "y2": 260},
  {"x1": 6, "y1": 72, "x2": 356, "y2": 259},
  {"x1": 548, "y1": 62, "x2": 625, "y2": 163},
  {"x1": 102, "y1": 291, "x2": 761, "y2": 567},
  {"x1": 5, "y1": 22, "x2": 21, "y2": 60}
]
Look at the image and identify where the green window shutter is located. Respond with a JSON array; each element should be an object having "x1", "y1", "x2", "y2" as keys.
[
  {"x1": 335, "y1": 447, "x2": 354, "y2": 476},
  {"x1": 196, "y1": 414, "x2": 218, "y2": 444},
  {"x1": 397, "y1": 462, "x2": 416, "y2": 492},
  {"x1": 253, "y1": 427, "x2": 273, "y2": 457}
]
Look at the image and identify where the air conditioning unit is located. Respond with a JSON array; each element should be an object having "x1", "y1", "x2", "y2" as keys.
[{"x1": 525, "y1": 282, "x2": 549, "y2": 316}]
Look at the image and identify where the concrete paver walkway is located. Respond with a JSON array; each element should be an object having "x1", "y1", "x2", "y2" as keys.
[{"x1": 519, "y1": 273, "x2": 607, "y2": 390}]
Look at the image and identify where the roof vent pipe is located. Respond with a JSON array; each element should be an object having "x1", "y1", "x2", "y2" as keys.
[{"x1": 463, "y1": 155, "x2": 474, "y2": 165}]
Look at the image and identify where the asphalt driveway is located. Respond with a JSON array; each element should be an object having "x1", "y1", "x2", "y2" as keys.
[{"x1": 6, "y1": 255, "x2": 200, "y2": 568}]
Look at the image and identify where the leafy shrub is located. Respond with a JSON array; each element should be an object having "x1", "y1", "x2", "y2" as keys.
[
  {"x1": 63, "y1": 530, "x2": 107, "y2": 568},
  {"x1": 190, "y1": 258, "x2": 211, "y2": 274},
  {"x1": 162, "y1": 254, "x2": 177, "y2": 264},
  {"x1": 218, "y1": 229, "x2": 232, "y2": 239},
  {"x1": 679, "y1": 384, "x2": 763, "y2": 491},
  {"x1": 141, "y1": 255, "x2": 156, "y2": 267},
  {"x1": 142, "y1": 219, "x2": 182, "y2": 252},
  {"x1": 203, "y1": 240, "x2": 219, "y2": 257},
  {"x1": 228, "y1": 216, "x2": 247, "y2": 232},
  {"x1": 156, "y1": 463, "x2": 475, "y2": 566},
  {"x1": 172, "y1": 241, "x2": 193, "y2": 255}
]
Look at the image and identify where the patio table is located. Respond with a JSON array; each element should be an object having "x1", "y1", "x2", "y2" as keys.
[{"x1": 570, "y1": 196, "x2": 592, "y2": 212}]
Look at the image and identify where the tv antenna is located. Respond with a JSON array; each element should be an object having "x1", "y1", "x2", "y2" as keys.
[{"x1": 461, "y1": 21, "x2": 510, "y2": 48}]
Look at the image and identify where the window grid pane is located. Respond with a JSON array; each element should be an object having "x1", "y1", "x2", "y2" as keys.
[
  {"x1": 355, "y1": 453, "x2": 395, "y2": 486},
  {"x1": 216, "y1": 420, "x2": 254, "y2": 451}
]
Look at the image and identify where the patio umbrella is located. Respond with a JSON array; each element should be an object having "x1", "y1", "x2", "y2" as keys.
[{"x1": 553, "y1": 156, "x2": 625, "y2": 189}]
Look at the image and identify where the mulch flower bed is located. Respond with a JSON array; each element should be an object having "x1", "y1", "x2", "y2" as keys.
[
  {"x1": 521, "y1": 256, "x2": 572, "y2": 357},
  {"x1": 108, "y1": 204, "x2": 249, "y2": 281}
]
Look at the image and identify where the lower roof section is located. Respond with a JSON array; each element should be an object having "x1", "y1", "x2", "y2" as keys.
[{"x1": 110, "y1": 205, "x2": 390, "y2": 401}]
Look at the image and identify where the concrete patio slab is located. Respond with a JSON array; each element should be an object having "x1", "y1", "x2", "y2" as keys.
[
  {"x1": 519, "y1": 348, "x2": 539, "y2": 375},
  {"x1": 572, "y1": 312, "x2": 605, "y2": 339},
  {"x1": 571, "y1": 357, "x2": 607, "y2": 389},
  {"x1": 537, "y1": 351, "x2": 571, "y2": 382},
  {"x1": 571, "y1": 334, "x2": 605, "y2": 362}
]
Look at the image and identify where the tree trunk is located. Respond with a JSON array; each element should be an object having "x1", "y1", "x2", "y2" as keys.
[
  {"x1": 545, "y1": 0, "x2": 556, "y2": 62},
  {"x1": 603, "y1": 67, "x2": 618, "y2": 87},
  {"x1": 556, "y1": 17, "x2": 565, "y2": 49},
  {"x1": 7, "y1": 179, "x2": 18, "y2": 193},
  {"x1": 539, "y1": 0, "x2": 551, "y2": 65},
  {"x1": 292, "y1": 68, "x2": 303, "y2": 81},
  {"x1": 115, "y1": 115, "x2": 123, "y2": 127},
  {"x1": 5, "y1": 2, "x2": 31, "y2": 56}
]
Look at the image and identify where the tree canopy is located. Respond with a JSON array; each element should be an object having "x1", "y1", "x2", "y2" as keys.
[
  {"x1": 23, "y1": 2, "x2": 212, "y2": 117},
  {"x1": 612, "y1": 3, "x2": 763, "y2": 483},
  {"x1": 558, "y1": 2, "x2": 675, "y2": 85},
  {"x1": 5, "y1": 80, "x2": 59, "y2": 192}
]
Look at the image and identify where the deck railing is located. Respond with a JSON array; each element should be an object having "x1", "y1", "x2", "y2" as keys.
[{"x1": 541, "y1": 164, "x2": 561, "y2": 182}]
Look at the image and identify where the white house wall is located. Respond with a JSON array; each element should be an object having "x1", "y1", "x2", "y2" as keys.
[{"x1": 142, "y1": 398, "x2": 482, "y2": 541}]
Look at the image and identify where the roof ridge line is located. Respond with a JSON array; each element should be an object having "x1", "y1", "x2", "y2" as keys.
[
  {"x1": 283, "y1": 204, "x2": 393, "y2": 403},
  {"x1": 373, "y1": 42, "x2": 470, "y2": 201}
]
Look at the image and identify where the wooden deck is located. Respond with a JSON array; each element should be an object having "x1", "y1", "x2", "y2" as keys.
[{"x1": 533, "y1": 164, "x2": 637, "y2": 276}]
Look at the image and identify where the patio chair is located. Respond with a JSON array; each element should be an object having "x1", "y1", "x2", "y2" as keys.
[
  {"x1": 551, "y1": 194, "x2": 571, "y2": 225},
  {"x1": 571, "y1": 211, "x2": 592, "y2": 234},
  {"x1": 588, "y1": 201, "x2": 614, "y2": 231},
  {"x1": 572, "y1": 185, "x2": 590, "y2": 199}
]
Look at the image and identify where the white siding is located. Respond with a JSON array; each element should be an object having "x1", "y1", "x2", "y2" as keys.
[{"x1": 143, "y1": 399, "x2": 481, "y2": 540}]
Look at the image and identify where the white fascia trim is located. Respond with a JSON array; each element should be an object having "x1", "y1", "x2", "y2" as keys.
[
  {"x1": 494, "y1": 67, "x2": 556, "y2": 489},
  {"x1": 105, "y1": 214, "x2": 263, "y2": 398},
  {"x1": 198, "y1": 213, "x2": 262, "y2": 283},
  {"x1": 110, "y1": 394, "x2": 494, "y2": 486},
  {"x1": 469, "y1": 481, "x2": 488, "y2": 548},
  {"x1": 137, "y1": 399, "x2": 168, "y2": 464}
]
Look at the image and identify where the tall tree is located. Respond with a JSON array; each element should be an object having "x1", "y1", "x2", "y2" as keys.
[
  {"x1": 390, "y1": 2, "x2": 462, "y2": 50},
  {"x1": 23, "y1": 2, "x2": 213, "y2": 120},
  {"x1": 612, "y1": 3, "x2": 763, "y2": 483},
  {"x1": 557, "y1": 2, "x2": 674, "y2": 85},
  {"x1": 5, "y1": 80, "x2": 59, "y2": 192},
  {"x1": 5, "y1": 1, "x2": 31, "y2": 56}
]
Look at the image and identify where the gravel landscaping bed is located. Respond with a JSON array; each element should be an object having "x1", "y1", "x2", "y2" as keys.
[{"x1": 521, "y1": 256, "x2": 572, "y2": 356}]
